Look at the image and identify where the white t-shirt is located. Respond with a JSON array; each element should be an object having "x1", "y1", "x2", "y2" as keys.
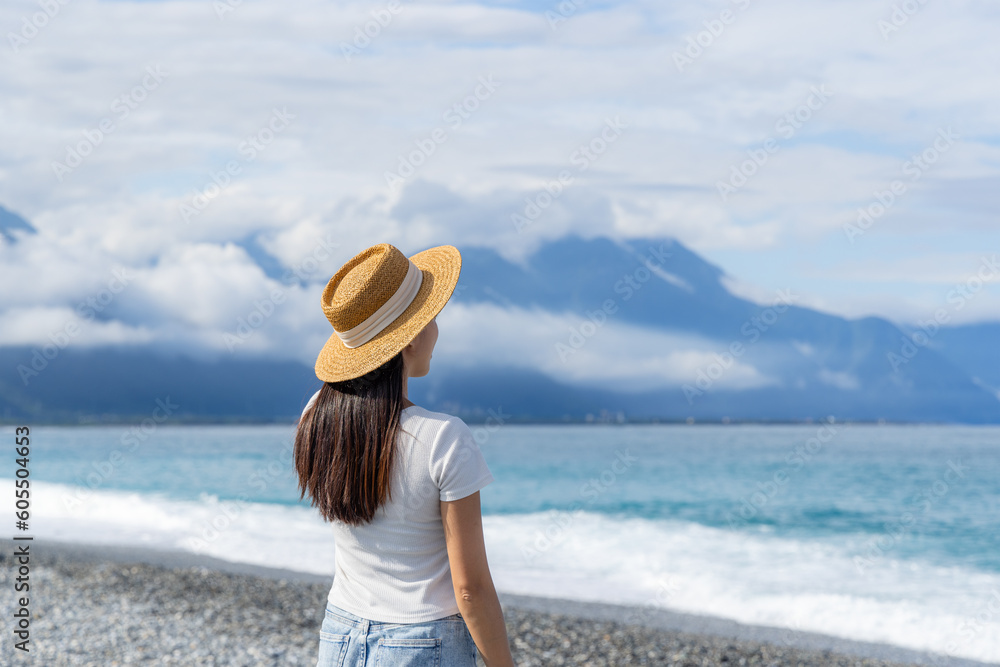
[{"x1": 300, "y1": 390, "x2": 495, "y2": 623}]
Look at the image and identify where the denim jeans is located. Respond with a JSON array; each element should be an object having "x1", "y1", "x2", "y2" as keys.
[{"x1": 316, "y1": 602, "x2": 479, "y2": 667}]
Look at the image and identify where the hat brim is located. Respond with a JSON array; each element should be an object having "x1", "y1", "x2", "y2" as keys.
[{"x1": 314, "y1": 244, "x2": 461, "y2": 383}]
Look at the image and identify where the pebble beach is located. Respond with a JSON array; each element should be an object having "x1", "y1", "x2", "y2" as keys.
[{"x1": 0, "y1": 540, "x2": 987, "y2": 667}]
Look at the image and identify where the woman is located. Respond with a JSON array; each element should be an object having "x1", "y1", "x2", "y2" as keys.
[{"x1": 295, "y1": 242, "x2": 516, "y2": 667}]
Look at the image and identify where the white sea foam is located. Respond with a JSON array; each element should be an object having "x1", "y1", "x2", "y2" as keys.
[
  {"x1": 485, "y1": 510, "x2": 1000, "y2": 664},
  {"x1": 11, "y1": 480, "x2": 1000, "y2": 663},
  {"x1": 23, "y1": 479, "x2": 338, "y2": 576}
]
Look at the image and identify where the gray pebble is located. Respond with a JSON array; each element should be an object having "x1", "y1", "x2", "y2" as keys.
[{"x1": 0, "y1": 550, "x2": 938, "y2": 666}]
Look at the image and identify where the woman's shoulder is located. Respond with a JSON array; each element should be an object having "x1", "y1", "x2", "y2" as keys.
[
  {"x1": 402, "y1": 405, "x2": 471, "y2": 434},
  {"x1": 403, "y1": 403, "x2": 463, "y2": 422},
  {"x1": 297, "y1": 389, "x2": 322, "y2": 424}
]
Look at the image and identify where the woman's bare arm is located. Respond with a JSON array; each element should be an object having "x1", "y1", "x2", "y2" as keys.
[{"x1": 441, "y1": 491, "x2": 515, "y2": 667}]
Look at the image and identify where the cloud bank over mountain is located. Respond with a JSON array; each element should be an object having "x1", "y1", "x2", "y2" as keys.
[
  {"x1": 2, "y1": 0, "x2": 998, "y2": 421},
  {"x1": 2, "y1": 230, "x2": 997, "y2": 423},
  {"x1": 1, "y1": 0, "x2": 999, "y2": 329}
]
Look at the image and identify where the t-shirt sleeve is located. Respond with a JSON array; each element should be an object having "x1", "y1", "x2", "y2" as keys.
[
  {"x1": 299, "y1": 390, "x2": 320, "y2": 423},
  {"x1": 429, "y1": 417, "x2": 495, "y2": 502}
]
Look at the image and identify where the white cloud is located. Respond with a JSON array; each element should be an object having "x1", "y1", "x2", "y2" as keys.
[
  {"x1": 792, "y1": 340, "x2": 815, "y2": 358},
  {"x1": 817, "y1": 289, "x2": 1000, "y2": 328},
  {"x1": 134, "y1": 243, "x2": 272, "y2": 329},
  {"x1": 4, "y1": 0, "x2": 995, "y2": 239},
  {"x1": 0, "y1": 306, "x2": 154, "y2": 348},
  {"x1": 719, "y1": 275, "x2": 792, "y2": 308},
  {"x1": 434, "y1": 301, "x2": 778, "y2": 393},
  {"x1": 818, "y1": 369, "x2": 860, "y2": 391},
  {"x1": 0, "y1": 0, "x2": 998, "y2": 358}
]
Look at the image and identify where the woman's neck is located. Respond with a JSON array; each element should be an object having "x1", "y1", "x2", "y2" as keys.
[{"x1": 401, "y1": 375, "x2": 414, "y2": 408}]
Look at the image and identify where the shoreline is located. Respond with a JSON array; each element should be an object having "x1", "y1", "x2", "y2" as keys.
[{"x1": 4, "y1": 538, "x2": 994, "y2": 666}]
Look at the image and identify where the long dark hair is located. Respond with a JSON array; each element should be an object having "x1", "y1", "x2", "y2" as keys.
[{"x1": 294, "y1": 350, "x2": 406, "y2": 526}]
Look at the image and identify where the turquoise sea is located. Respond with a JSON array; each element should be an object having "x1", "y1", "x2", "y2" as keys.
[{"x1": 5, "y1": 422, "x2": 999, "y2": 663}]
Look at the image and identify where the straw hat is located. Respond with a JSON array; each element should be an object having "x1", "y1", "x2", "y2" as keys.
[{"x1": 314, "y1": 243, "x2": 462, "y2": 382}]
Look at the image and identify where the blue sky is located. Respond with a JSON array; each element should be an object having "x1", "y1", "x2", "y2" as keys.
[{"x1": 0, "y1": 0, "x2": 998, "y2": 367}]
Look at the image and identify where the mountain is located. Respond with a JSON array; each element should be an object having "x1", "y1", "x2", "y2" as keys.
[
  {"x1": 930, "y1": 322, "x2": 1000, "y2": 399},
  {"x1": 442, "y1": 235, "x2": 999, "y2": 423},
  {"x1": 0, "y1": 205, "x2": 37, "y2": 244},
  {"x1": 1, "y1": 233, "x2": 998, "y2": 423},
  {"x1": 0, "y1": 346, "x2": 321, "y2": 423}
]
